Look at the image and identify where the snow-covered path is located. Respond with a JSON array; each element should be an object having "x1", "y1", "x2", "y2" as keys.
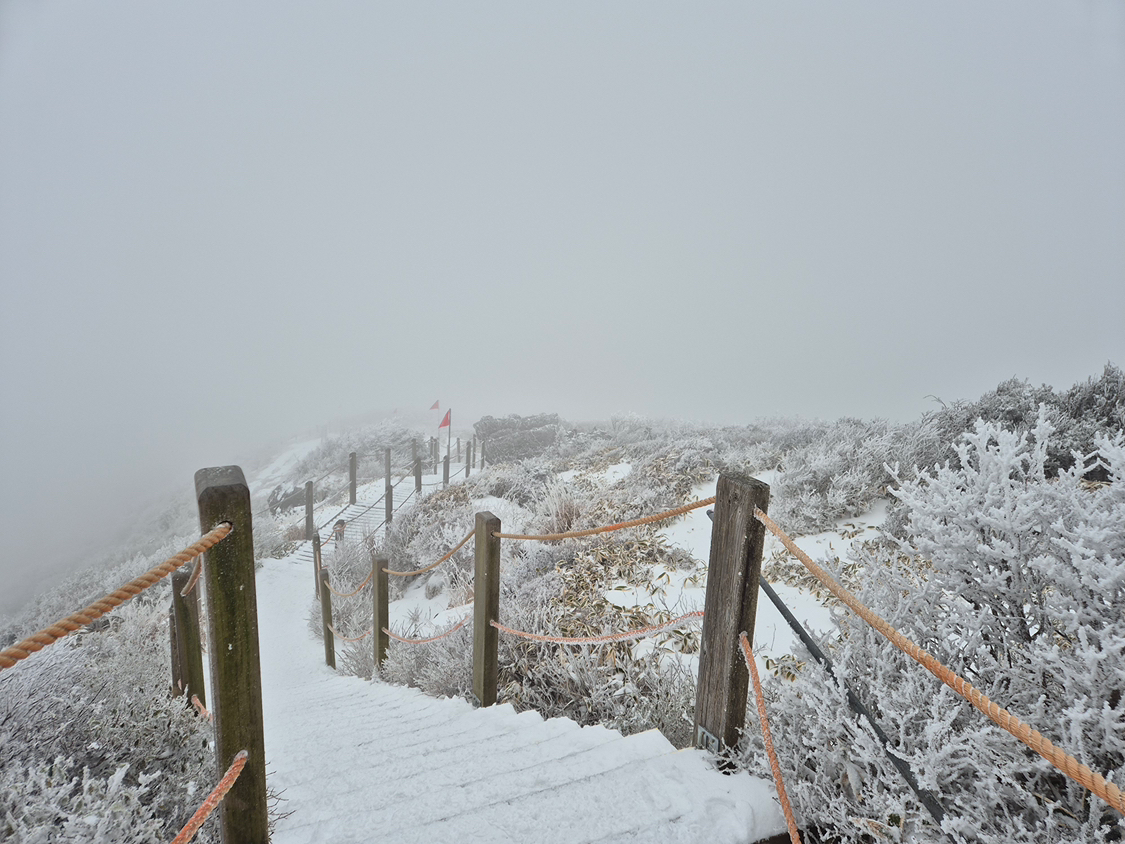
[{"x1": 254, "y1": 554, "x2": 787, "y2": 843}]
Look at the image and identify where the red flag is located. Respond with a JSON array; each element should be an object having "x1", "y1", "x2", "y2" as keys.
[
  {"x1": 430, "y1": 400, "x2": 440, "y2": 410},
  {"x1": 438, "y1": 410, "x2": 451, "y2": 428}
]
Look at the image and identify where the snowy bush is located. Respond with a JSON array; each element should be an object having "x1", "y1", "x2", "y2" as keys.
[
  {"x1": 737, "y1": 410, "x2": 1125, "y2": 842},
  {"x1": 0, "y1": 598, "x2": 218, "y2": 843}
]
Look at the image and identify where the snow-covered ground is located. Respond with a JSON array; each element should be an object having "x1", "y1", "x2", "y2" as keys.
[
  {"x1": 242, "y1": 444, "x2": 889, "y2": 841},
  {"x1": 256, "y1": 549, "x2": 786, "y2": 843}
]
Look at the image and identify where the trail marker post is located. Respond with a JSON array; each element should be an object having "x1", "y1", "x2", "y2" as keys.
[
  {"x1": 472, "y1": 511, "x2": 501, "y2": 707},
  {"x1": 693, "y1": 473, "x2": 770, "y2": 757},
  {"x1": 195, "y1": 466, "x2": 269, "y2": 844}
]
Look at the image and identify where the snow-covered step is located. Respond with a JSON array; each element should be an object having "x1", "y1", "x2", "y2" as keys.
[{"x1": 254, "y1": 555, "x2": 787, "y2": 844}]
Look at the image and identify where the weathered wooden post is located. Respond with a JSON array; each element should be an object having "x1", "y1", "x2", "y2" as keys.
[
  {"x1": 457, "y1": 437, "x2": 461, "y2": 462},
  {"x1": 472, "y1": 511, "x2": 501, "y2": 707},
  {"x1": 169, "y1": 607, "x2": 181, "y2": 697},
  {"x1": 443, "y1": 455, "x2": 450, "y2": 488},
  {"x1": 304, "y1": 480, "x2": 314, "y2": 540},
  {"x1": 431, "y1": 437, "x2": 438, "y2": 475},
  {"x1": 385, "y1": 449, "x2": 393, "y2": 525},
  {"x1": 319, "y1": 568, "x2": 336, "y2": 669},
  {"x1": 465, "y1": 451, "x2": 471, "y2": 478},
  {"x1": 312, "y1": 532, "x2": 322, "y2": 598},
  {"x1": 693, "y1": 474, "x2": 770, "y2": 756},
  {"x1": 195, "y1": 466, "x2": 269, "y2": 844},
  {"x1": 372, "y1": 554, "x2": 389, "y2": 672},
  {"x1": 479, "y1": 439, "x2": 486, "y2": 469},
  {"x1": 171, "y1": 568, "x2": 206, "y2": 707},
  {"x1": 349, "y1": 451, "x2": 357, "y2": 505}
]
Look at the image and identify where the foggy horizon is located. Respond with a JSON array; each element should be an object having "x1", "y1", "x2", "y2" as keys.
[{"x1": 2, "y1": 1, "x2": 1123, "y2": 614}]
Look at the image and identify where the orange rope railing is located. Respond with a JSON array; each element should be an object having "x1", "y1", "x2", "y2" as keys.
[
  {"x1": 0, "y1": 524, "x2": 233, "y2": 673},
  {"x1": 490, "y1": 610, "x2": 703, "y2": 645},
  {"x1": 494, "y1": 497, "x2": 715, "y2": 541},
  {"x1": 169, "y1": 750, "x2": 249, "y2": 844},
  {"x1": 191, "y1": 695, "x2": 213, "y2": 722},
  {"x1": 383, "y1": 615, "x2": 470, "y2": 644},
  {"x1": 327, "y1": 622, "x2": 373, "y2": 643},
  {"x1": 754, "y1": 506, "x2": 1125, "y2": 816},
  {"x1": 741, "y1": 632, "x2": 802, "y2": 844},
  {"x1": 323, "y1": 570, "x2": 373, "y2": 598},
  {"x1": 384, "y1": 529, "x2": 474, "y2": 577}
]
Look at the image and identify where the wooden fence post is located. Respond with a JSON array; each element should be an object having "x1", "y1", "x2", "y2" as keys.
[
  {"x1": 169, "y1": 607, "x2": 181, "y2": 697},
  {"x1": 304, "y1": 480, "x2": 314, "y2": 541},
  {"x1": 385, "y1": 449, "x2": 393, "y2": 525},
  {"x1": 372, "y1": 554, "x2": 389, "y2": 672},
  {"x1": 479, "y1": 439, "x2": 486, "y2": 469},
  {"x1": 465, "y1": 451, "x2": 470, "y2": 478},
  {"x1": 195, "y1": 466, "x2": 269, "y2": 844},
  {"x1": 472, "y1": 511, "x2": 501, "y2": 707},
  {"x1": 443, "y1": 455, "x2": 450, "y2": 488},
  {"x1": 171, "y1": 568, "x2": 206, "y2": 707},
  {"x1": 413, "y1": 440, "x2": 422, "y2": 493},
  {"x1": 312, "y1": 532, "x2": 322, "y2": 598},
  {"x1": 349, "y1": 452, "x2": 357, "y2": 505},
  {"x1": 457, "y1": 437, "x2": 461, "y2": 462},
  {"x1": 319, "y1": 568, "x2": 335, "y2": 669},
  {"x1": 693, "y1": 473, "x2": 770, "y2": 756}
]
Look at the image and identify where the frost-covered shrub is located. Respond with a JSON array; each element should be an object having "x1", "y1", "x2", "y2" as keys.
[
  {"x1": 0, "y1": 599, "x2": 218, "y2": 844},
  {"x1": 739, "y1": 411, "x2": 1125, "y2": 842},
  {"x1": 291, "y1": 422, "x2": 418, "y2": 485}
]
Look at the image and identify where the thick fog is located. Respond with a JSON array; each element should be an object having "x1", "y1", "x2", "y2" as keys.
[{"x1": 1, "y1": 1, "x2": 1123, "y2": 614}]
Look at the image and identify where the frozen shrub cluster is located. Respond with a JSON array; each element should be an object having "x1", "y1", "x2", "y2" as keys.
[
  {"x1": 0, "y1": 597, "x2": 218, "y2": 844},
  {"x1": 737, "y1": 410, "x2": 1125, "y2": 842},
  {"x1": 765, "y1": 417, "x2": 939, "y2": 535}
]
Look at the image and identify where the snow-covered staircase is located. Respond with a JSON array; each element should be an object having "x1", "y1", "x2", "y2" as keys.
[{"x1": 255, "y1": 553, "x2": 787, "y2": 844}]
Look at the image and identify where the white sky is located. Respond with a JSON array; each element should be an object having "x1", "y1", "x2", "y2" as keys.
[{"x1": 1, "y1": 1, "x2": 1123, "y2": 612}]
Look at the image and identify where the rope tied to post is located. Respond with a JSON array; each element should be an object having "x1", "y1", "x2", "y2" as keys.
[
  {"x1": 494, "y1": 497, "x2": 716, "y2": 541},
  {"x1": 383, "y1": 614, "x2": 470, "y2": 644},
  {"x1": 740, "y1": 632, "x2": 803, "y2": 844},
  {"x1": 323, "y1": 570, "x2": 373, "y2": 598},
  {"x1": 384, "y1": 528, "x2": 474, "y2": 577},
  {"x1": 0, "y1": 523, "x2": 233, "y2": 673},
  {"x1": 170, "y1": 750, "x2": 249, "y2": 844},
  {"x1": 753, "y1": 506, "x2": 1125, "y2": 816},
  {"x1": 491, "y1": 610, "x2": 704, "y2": 645}
]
